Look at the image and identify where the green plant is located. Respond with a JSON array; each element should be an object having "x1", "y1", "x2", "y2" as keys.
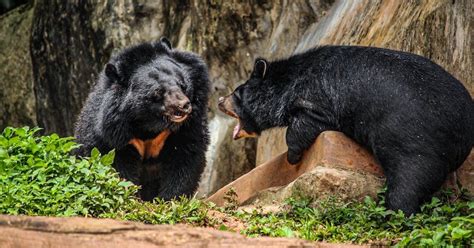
[
  {"x1": 0, "y1": 126, "x2": 217, "y2": 226},
  {"x1": 0, "y1": 126, "x2": 138, "y2": 217},
  {"x1": 235, "y1": 193, "x2": 473, "y2": 247},
  {"x1": 0, "y1": 126, "x2": 472, "y2": 247},
  {"x1": 103, "y1": 197, "x2": 215, "y2": 226}
]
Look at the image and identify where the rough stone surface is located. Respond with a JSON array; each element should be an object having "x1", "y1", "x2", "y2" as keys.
[
  {"x1": 0, "y1": 3, "x2": 36, "y2": 129},
  {"x1": 209, "y1": 131, "x2": 472, "y2": 207},
  {"x1": 0, "y1": 215, "x2": 365, "y2": 248},
  {"x1": 208, "y1": 131, "x2": 385, "y2": 207},
  {"x1": 457, "y1": 150, "x2": 474, "y2": 197},
  {"x1": 247, "y1": 167, "x2": 383, "y2": 206}
]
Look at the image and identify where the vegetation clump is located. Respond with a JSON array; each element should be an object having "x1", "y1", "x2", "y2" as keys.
[
  {"x1": 0, "y1": 127, "x2": 137, "y2": 216},
  {"x1": 237, "y1": 195, "x2": 473, "y2": 247}
]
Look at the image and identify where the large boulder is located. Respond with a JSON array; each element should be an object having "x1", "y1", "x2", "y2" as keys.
[
  {"x1": 246, "y1": 167, "x2": 383, "y2": 206},
  {"x1": 208, "y1": 131, "x2": 473, "y2": 207},
  {"x1": 208, "y1": 131, "x2": 385, "y2": 206}
]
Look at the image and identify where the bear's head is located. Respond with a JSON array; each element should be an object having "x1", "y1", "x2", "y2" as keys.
[
  {"x1": 101, "y1": 38, "x2": 205, "y2": 139},
  {"x1": 218, "y1": 58, "x2": 279, "y2": 140}
]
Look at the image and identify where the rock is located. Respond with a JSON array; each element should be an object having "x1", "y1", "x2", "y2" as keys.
[
  {"x1": 208, "y1": 131, "x2": 384, "y2": 207},
  {"x1": 0, "y1": 215, "x2": 366, "y2": 248},
  {"x1": 457, "y1": 150, "x2": 474, "y2": 198},
  {"x1": 246, "y1": 167, "x2": 383, "y2": 206},
  {"x1": 0, "y1": 3, "x2": 36, "y2": 130},
  {"x1": 209, "y1": 131, "x2": 473, "y2": 207},
  {"x1": 310, "y1": 132, "x2": 384, "y2": 177}
]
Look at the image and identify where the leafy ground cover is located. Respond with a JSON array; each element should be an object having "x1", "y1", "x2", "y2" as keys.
[{"x1": 0, "y1": 127, "x2": 472, "y2": 247}]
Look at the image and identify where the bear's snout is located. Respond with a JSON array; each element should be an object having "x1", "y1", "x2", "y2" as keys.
[
  {"x1": 218, "y1": 95, "x2": 238, "y2": 119},
  {"x1": 163, "y1": 88, "x2": 192, "y2": 123}
]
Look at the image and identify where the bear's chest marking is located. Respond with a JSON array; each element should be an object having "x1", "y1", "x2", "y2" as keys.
[{"x1": 129, "y1": 130, "x2": 171, "y2": 159}]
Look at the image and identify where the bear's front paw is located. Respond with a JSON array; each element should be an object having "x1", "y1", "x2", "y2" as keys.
[{"x1": 287, "y1": 151, "x2": 302, "y2": 165}]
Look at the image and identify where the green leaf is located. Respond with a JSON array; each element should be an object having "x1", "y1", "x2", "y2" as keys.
[
  {"x1": 451, "y1": 227, "x2": 471, "y2": 240},
  {"x1": 100, "y1": 150, "x2": 115, "y2": 166},
  {"x1": 0, "y1": 148, "x2": 7, "y2": 158},
  {"x1": 90, "y1": 148, "x2": 100, "y2": 159},
  {"x1": 118, "y1": 181, "x2": 134, "y2": 187}
]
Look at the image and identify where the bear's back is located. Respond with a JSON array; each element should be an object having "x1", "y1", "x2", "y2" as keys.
[{"x1": 294, "y1": 46, "x2": 473, "y2": 167}]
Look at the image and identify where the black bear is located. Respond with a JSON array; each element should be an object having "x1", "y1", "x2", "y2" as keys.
[
  {"x1": 218, "y1": 46, "x2": 473, "y2": 215},
  {"x1": 75, "y1": 38, "x2": 210, "y2": 201}
]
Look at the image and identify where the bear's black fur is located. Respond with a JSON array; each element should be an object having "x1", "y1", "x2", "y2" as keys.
[
  {"x1": 75, "y1": 38, "x2": 210, "y2": 201},
  {"x1": 218, "y1": 46, "x2": 473, "y2": 215}
]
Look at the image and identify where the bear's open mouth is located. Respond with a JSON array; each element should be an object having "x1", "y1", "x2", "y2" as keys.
[
  {"x1": 218, "y1": 96, "x2": 257, "y2": 140},
  {"x1": 169, "y1": 111, "x2": 188, "y2": 123},
  {"x1": 232, "y1": 120, "x2": 257, "y2": 140}
]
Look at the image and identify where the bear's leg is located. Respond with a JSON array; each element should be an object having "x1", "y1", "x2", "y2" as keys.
[
  {"x1": 113, "y1": 147, "x2": 142, "y2": 185},
  {"x1": 286, "y1": 113, "x2": 331, "y2": 164},
  {"x1": 383, "y1": 155, "x2": 448, "y2": 216},
  {"x1": 141, "y1": 148, "x2": 205, "y2": 201},
  {"x1": 156, "y1": 159, "x2": 204, "y2": 201}
]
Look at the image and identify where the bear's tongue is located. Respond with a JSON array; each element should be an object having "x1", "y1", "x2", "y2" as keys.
[{"x1": 232, "y1": 122, "x2": 241, "y2": 140}]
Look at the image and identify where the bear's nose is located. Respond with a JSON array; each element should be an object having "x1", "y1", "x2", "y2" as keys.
[
  {"x1": 218, "y1": 97, "x2": 225, "y2": 104},
  {"x1": 179, "y1": 100, "x2": 192, "y2": 114}
]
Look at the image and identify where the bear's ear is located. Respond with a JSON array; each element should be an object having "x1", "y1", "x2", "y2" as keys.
[
  {"x1": 105, "y1": 63, "x2": 119, "y2": 81},
  {"x1": 252, "y1": 58, "x2": 268, "y2": 79},
  {"x1": 160, "y1": 37, "x2": 172, "y2": 50}
]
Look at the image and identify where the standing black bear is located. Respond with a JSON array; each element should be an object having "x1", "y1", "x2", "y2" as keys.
[
  {"x1": 75, "y1": 38, "x2": 210, "y2": 201},
  {"x1": 218, "y1": 46, "x2": 473, "y2": 215}
]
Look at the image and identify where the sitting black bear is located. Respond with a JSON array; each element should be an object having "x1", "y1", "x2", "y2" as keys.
[
  {"x1": 75, "y1": 38, "x2": 210, "y2": 201},
  {"x1": 218, "y1": 46, "x2": 473, "y2": 215}
]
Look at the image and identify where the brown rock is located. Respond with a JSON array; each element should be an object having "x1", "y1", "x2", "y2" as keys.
[
  {"x1": 311, "y1": 132, "x2": 384, "y2": 177},
  {"x1": 457, "y1": 150, "x2": 474, "y2": 198},
  {"x1": 0, "y1": 215, "x2": 366, "y2": 248},
  {"x1": 210, "y1": 130, "x2": 473, "y2": 207},
  {"x1": 208, "y1": 131, "x2": 384, "y2": 207},
  {"x1": 246, "y1": 167, "x2": 383, "y2": 206},
  {"x1": 0, "y1": 3, "x2": 36, "y2": 130}
]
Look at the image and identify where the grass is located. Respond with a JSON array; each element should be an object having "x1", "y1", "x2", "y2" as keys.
[
  {"x1": 234, "y1": 194, "x2": 473, "y2": 247},
  {"x1": 0, "y1": 126, "x2": 472, "y2": 247}
]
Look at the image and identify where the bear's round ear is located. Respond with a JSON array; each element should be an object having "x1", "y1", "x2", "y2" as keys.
[
  {"x1": 160, "y1": 37, "x2": 172, "y2": 50},
  {"x1": 252, "y1": 58, "x2": 268, "y2": 79},
  {"x1": 105, "y1": 63, "x2": 119, "y2": 81}
]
